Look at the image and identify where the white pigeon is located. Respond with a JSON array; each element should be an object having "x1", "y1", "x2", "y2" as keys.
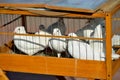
[
  {"x1": 35, "y1": 30, "x2": 52, "y2": 48},
  {"x1": 112, "y1": 34, "x2": 120, "y2": 46},
  {"x1": 90, "y1": 24, "x2": 120, "y2": 61},
  {"x1": 67, "y1": 33, "x2": 94, "y2": 60},
  {"x1": 83, "y1": 29, "x2": 93, "y2": 38},
  {"x1": 89, "y1": 24, "x2": 104, "y2": 60},
  {"x1": 67, "y1": 24, "x2": 120, "y2": 61},
  {"x1": 48, "y1": 28, "x2": 67, "y2": 58},
  {"x1": 100, "y1": 48, "x2": 120, "y2": 61},
  {"x1": 14, "y1": 26, "x2": 51, "y2": 55}
]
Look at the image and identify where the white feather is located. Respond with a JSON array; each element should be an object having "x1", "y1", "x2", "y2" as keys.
[
  {"x1": 48, "y1": 28, "x2": 67, "y2": 57},
  {"x1": 68, "y1": 25, "x2": 120, "y2": 61},
  {"x1": 112, "y1": 34, "x2": 120, "y2": 46},
  {"x1": 14, "y1": 26, "x2": 51, "y2": 55},
  {"x1": 90, "y1": 24, "x2": 120, "y2": 61},
  {"x1": 67, "y1": 33, "x2": 94, "y2": 60},
  {"x1": 89, "y1": 24, "x2": 104, "y2": 60},
  {"x1": 83, "y1": 29, "x2": 93, "y2": 41}
]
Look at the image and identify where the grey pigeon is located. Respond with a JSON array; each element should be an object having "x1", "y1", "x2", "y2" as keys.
[{"x1": 46, "y1": 18, "x2": 66, "y2": 35}]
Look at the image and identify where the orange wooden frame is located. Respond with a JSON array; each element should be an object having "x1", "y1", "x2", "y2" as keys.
[{"x1": 0, "y1": 3, "x2": 120, "y2": 80}]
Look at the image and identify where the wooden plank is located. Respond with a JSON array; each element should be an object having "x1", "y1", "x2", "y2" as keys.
[
  {"x1": 0, "y1": 3, "x2": 94, "y2": 13},
  {"x1": 0, "y1": 41, "x2": 13, "y2": 54},
  {"x1": 76, "y1": 60, "x2": 106, "y2": 79},
  {"x1": 45, "y1": 5, "x2": 94, "y2": 13},
  {"x1": 0, "y1": 3, "x2": 45, "y2": 8},
  {"x1": 0, "y1": 8, "x2": 106, "y2": 18},
  {"x1": 105, "y1": 13, "x2": 112, "y2": 80},
  {"x1": 111, "y1": 4, "x2": 120, "y2": 16},
  {"x1": 0, "y1": 32, "x2": 105, "y2": 41},
  {"x1": 88, "y1": 79, "x2": 95, "y2": 80},
  {"x1": 87, "y1": 79, "x2": 105, "y2": 80},
  {"x1": 0, "y1": 9, "x2": 38, "y2": 16},
  {"x1": 113, "y1": 18, "x2": 120, "y2": 21},
  {"x1": 99, "y1": 0, "x2": 120, "y2": 13},
  {"x1": 112, "y1": 59, "x2": 120, "y2": 76},
  {"x1": 0, "y1": 68, "x2": 9, "y2": 80},
  {"x1": 0, "y1": 54, "x2": 106, "y2": 79}
]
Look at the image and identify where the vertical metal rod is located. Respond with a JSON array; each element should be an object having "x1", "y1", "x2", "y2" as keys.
[{"x1": 105, "y1": 13, "x2": 112, "y2": 80}]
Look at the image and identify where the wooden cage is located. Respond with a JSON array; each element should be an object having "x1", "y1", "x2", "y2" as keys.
[{"x1": 0, "y1": 0, "x2": 120, "y2": 80}]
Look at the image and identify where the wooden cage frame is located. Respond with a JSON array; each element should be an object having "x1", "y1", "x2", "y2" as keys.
[{"x1": 0, "y1": 1, "x2": 120, "y2": 80}]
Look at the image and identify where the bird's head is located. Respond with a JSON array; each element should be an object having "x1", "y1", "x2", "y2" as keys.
[
  {"x1": 39, "y1": 24, "x2": 45, "y2": 30},
  {"x1": 14, "y1": 26, "x2": 26, "y2": 33},
  {"x1": 53, "y1": 28, "x2": 62, "y2": 36},
  {"x1": 68, "y1": 33, "x2": 77, "y2": 37}
]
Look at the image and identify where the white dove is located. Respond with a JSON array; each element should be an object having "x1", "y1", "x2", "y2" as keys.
[
  {"x1": 14, "y1": 26, "x2": 51, "y2": 55},
  {"x1": 90, "y1": 24, "x2": 120, "y2": 61},
  {"x1": 48, "y1": 28, "x2": 67, "y2": 58},
  {"x1": 67, "y1": 33, "x2": 94, "y2": 60}
]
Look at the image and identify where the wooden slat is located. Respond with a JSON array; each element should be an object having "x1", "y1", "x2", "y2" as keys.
[
  {"x1": 112, "y1": 59, "x2": 120, "y2": 76},
  {"x1": 0, "y1": 8, "x2": 106, "y2": 18},
  {"x1": 76, "y1": 60, "x2": 106, "y2": 79},
  {"x1": 88, "y1": 79, "x2": 95, "y2": 80},
  {"x1": 0, "y1": 9, "x2": 37, "y2": 16},
  {"x1": 113, "y1": 18, "x2": 120, "y2": 21},
  {"x1": 87, "y1": 79, "x2": 105, "y2": 80},
  {"x1": 45, "y1": 5, "x2": 94, "y2": 13},
  {"x1": 105, "y1": 13, "x2": 112, "y2": 80},
  {"x1": 0, "y1": 3, "x2": 45, "y2": 8},
  {"x1": 0, "y1": 32, "x2": 105, "y2": 41},
  {"x1": 0, "y1": 68, "x2": 9, "y2": 80},
  {"x1": 99, "y1": 0, "x2": 120, "y2": 13},
  {"x1": 0, "y1": 41, "x2": 13, "y2": 54},
  {"x1": 0, "y1": 3, "x2": 94, "y2": 13},
  {"x1": 111, "y1": 4, "x2": 120, "y2": 16},
  {"x1": 0, "y1": 54, "x2": 106, "y2": 79}
]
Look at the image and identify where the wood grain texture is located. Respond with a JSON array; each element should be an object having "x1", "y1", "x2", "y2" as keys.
[
  {"x1": 105, "y1": 13, "x2": 112, "y2": 80},
  {"x1": 0, "y1": 3, "x2": 94, "y2": 13},
  {"x1": 0, "y1": 8, "x2": 106, "y2": 18},
  {"x1": 112, "y1": 59, "x2": 120, "y2": 76},
  {"x1": 0, "y1": 54, "x2": 106, "y2": 79},
  {"x1": 0, "y1": 68, "x2": 9, "y2": 80}
]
